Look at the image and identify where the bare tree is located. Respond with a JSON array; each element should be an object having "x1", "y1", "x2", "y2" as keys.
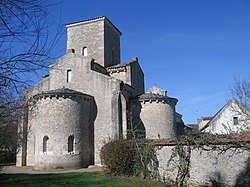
[
  {"x1": 0, "y1": 0, "x2": 62, "y2": 164},
  {"x1": 0, "y1": 0, "x2": 61, "y2": 105},
  {"x1": 231, "y1": 76, "x2": 250, "y2": 123}
]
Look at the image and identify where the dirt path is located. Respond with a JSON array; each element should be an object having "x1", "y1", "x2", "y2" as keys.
[{"x1": 0, "y1": 165, "x2": 103, "y2": 174}]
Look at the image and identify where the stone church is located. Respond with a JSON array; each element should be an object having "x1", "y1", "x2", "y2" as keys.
[{"x1": 16, "y1": 16, "x2": 182, "y2": 170}]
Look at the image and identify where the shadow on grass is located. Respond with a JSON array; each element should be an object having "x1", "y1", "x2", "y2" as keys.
[{"x1": 0, "y1": 172, "x2": 147, "y2": 187}]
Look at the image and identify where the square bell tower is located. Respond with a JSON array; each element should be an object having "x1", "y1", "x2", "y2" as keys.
[{"x1": 66, "y1": 16, "x2": 122, "y2": 67}]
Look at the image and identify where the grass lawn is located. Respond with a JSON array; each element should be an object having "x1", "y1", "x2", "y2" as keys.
[{"x1": 0, "y1": 172, "x2": 165, "y2": 187}]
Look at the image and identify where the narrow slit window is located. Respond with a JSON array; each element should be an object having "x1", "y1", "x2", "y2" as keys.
[
  {"x1": 43, "y1": 136, "x2": 49, "y2": 153},
  {"x1": 82, "y1": 47, "x2": 88, "y2": 56},
  {"x1": 111, "y1": 50, "x2": 114, "y2": 64},
  {"x1": 67, "y1": 69, "x2": 72, "y2": 83},
  {"x1": 68, "y1": 135, "x2": 74, "y2": 153}
]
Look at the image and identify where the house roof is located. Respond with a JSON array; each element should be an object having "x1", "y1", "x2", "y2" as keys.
[
  {"x1": 65, "y1": 16, "x2": 122, "y2": 35},
  {"x1": 185, "y1": 124, "x2": 197, "y2": 128},
  {"x1": 200, "y1": 99, "x2": 237, "y2": 132},
  {"x1": 200, "y1": 116, "x2": 213, "y2": 121}
]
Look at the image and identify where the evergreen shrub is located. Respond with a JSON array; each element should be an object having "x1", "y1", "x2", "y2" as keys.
[{"x1": 100, "y1": 138, "x2": 159, "y2": 178}]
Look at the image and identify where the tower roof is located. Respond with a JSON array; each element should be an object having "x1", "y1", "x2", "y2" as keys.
[
  {"x1": 138, "y1": 92, "x2": 177, "y2": 102},
  {"x1": 65, "y1": 16, "x2": 122, "y2": 35},
  {"x1": 138, "y1": 84, "x2": 178, "y2": 104},
  {"x1": 33, "y1": 88, "x2": 93, "y2": 100}
]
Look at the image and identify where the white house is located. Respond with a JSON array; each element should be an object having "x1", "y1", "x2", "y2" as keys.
[
  {"x1": 197, "y1": 116, "x2": 213, "y2": 131},
  {"x1": 200, "y1": 99, "x2": 250, "y2": 134}
]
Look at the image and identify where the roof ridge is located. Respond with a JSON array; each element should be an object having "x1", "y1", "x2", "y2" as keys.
[
  {"x1": 200, "y1": 99, "x2": 236, "y2": 132},
  {"x1": 65, "y1": 16, "x2": 106, "y2": 26}
]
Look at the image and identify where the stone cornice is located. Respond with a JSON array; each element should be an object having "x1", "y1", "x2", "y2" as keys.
[
  {"x1": 33, "y1": 88, "x2": 92, "y2": 101},
  {"x1": 107, "y1": 65, "x2": 127, "y2": 74},
  {"x1": 138, "y1": 93, "x2": 178, "y2": 105}
]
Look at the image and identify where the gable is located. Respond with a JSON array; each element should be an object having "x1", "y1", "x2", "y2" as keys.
[{"x1": 203, "y1": 99, "x2": 250, "y2": 134}]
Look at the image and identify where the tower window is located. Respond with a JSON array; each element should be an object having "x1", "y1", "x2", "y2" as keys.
[
  {"x1": 66, "y1": 69, "x2": 72, "y2": 83},
  {"x1": 43, "y1": 136, "x2": 49, "y2": 154},
  {"x1": 68, "y1": 135, "x2": 74, "y2": 153},
  {"x1": 111, "y1": 50, "x2": 114, "y2": 64},
  {"x1": 233, "y1": 117, "x2": 238, "y2": 125},
  {"x1": 82, "y1": 47, "x2": 88, "y2": 56}
]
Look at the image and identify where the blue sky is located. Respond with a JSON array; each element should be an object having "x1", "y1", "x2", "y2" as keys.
[{"x1": 46, "y1": 0, "x2": 250, "y2": 124}]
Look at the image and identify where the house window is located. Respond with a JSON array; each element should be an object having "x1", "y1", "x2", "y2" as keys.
[
  {"x1": 68, "y1": 135, "x2": 74, "y2": 153},
  {"x1": 66, "y1": 69, "x2": 72, "y2": 83},
  {"x1": 233, "y1": 117, "x2": 238, "y2": 125},
  {"x1": 82, "y1": 47, "x2": 88, "y2": 56},
  {"x1": 43, "y1": 136, "x2": 49, "y2": 153}
]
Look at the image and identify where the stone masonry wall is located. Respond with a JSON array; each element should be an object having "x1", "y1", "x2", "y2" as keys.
[
  {"x1": 104, "y1": 20, "x2": 121, "y2": 67},
  {"x1": 66, "y1": 17, "x2": 121, "y2": 68},
  {"x1": 23, "y1": 76, "x2": 50, "y2": 100},
  {"x1": 66, "y1": 20, "x2": 104, "y2": 66},
  {"x1": 156, "y1": 144, "x2": 250, "y2": 186},
  {"x1": 28, "y1": 95, "x2": 93, "y2": 170},
  {"x1": 48, "y1": 53, "x2": 124, "y2": 164},
  {"x1": 140, "y1": 101, "x2": 176, "y2": 139},
  {"x1": 130, "y1": 61, "x2": 144, "y2": 96},
  {"x1": 17, "y1": 17, "x2": 143, "y2": 168},
  {"x1": 108, "y1": 61, "x2": 144, "y2": 97}
]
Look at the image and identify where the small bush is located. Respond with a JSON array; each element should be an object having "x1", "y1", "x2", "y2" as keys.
[
  {"x1": 100, "y1": 139, "x2": 135, "y2": 175},
  {"x1": 100, "y1": 138, "x2": 159, "y2": 178}
]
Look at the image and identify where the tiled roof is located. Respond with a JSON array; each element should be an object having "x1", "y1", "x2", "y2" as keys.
[
  {"x1": 151, "y1": 132, "x2": 250, "y2": 146},
  {"x1": 41, "y1": 88, "x2": 83, "y2": 95},
  {"x1": 139, "y1": 92, "x2": 171, "y2": 100},
  {"x1": 33, "y1": 88, "x2": 92, "y2": 98},
  {"x1": 138, "y1": 93, "x2": 178, "y2": 104}
]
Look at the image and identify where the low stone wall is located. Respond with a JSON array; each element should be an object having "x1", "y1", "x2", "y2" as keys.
[{"x1": 155, "y1": 143, "x2": 250, "y2": 186}]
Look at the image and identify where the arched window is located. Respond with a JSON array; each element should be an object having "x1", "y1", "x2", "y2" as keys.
[
  {"x1": 82, "y1": 47, "x2": 88, "y2": 56},
  {"x1": 43, "y1": 136, "x2": 49, "y2": 153},
  {"x1": 68, "y1": 135, "x2": 74, "y2": 153},
  {"x1": 66, "y1": 69, "x2": 72, "y2": 83}
]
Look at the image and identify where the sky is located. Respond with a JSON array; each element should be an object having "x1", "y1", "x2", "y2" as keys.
[{"x1": 45, "y1": 0, "x2": 250, "y2": 124}]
